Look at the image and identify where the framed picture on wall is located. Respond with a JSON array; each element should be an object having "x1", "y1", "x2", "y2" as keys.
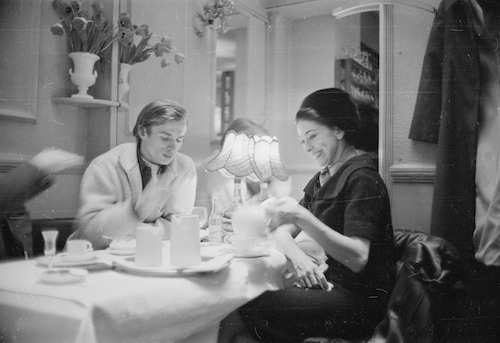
[{"x1": 0, "y1": 0, "x2": 40, "y2": 121}]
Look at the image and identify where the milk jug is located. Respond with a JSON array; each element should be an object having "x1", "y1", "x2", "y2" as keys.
[{"x1": 170, "y1": 214, "x2": 201, "y2": 267}]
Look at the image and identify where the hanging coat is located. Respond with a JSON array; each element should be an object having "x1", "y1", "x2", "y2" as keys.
[{"x1": 408, "y1": 0, "x2": 481, "y2": 260}]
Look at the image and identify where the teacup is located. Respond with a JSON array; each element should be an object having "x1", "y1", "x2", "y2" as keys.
[
  {"x1": 231, "y1": 204, "x2": 268, "y2": 238},
  {"x1": 224, "y1": 235, "x2": 258, "y2": 251},
  {"x1": 66, "y1": 239, "x2": 92, "y2": 257}
]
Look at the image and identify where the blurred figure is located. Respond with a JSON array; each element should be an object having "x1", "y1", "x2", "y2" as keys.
[
  {"x1": 195, "y1": 117, "x2": 291, "y2": 223},
  {"x1": 0, "y1": 148, "x2": 84, "y2": 259},
  {"x1": 74, "y1": 100, "x2": 196, "y2": 249}
]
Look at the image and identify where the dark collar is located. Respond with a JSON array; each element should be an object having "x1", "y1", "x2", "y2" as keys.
[
  {"x1": 136, "y1": 144, "x2": 167, "y2": 185},
  {"x1": 304, "y1": 154, "x2": 377, "y2": 199}
]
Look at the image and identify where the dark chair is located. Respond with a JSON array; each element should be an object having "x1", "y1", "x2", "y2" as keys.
[
  {"x1": 0, "y1": 211, "x2": 33, "y2": 260},
  {"x1": 369, "y1": 230, "x2": 466, "y2": 343},
  {"x1": 301, "y1": 230, "x2": 466, "y2": 343}
]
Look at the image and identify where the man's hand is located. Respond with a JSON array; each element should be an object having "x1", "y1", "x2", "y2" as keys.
[
  {"x1": 134, "y1": 171, "x2": 174, "y2": 220},
  {"x1": 30, "y1": 148, "x2": 84, "y2": 174}
]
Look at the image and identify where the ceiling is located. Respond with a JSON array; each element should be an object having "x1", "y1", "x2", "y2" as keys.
[
  {"x1": 219, "y1": 0, "x2": 377, "y2": 61},
  {"x1": 261, "y1": 0, "x2": 347, "y2": 19}
]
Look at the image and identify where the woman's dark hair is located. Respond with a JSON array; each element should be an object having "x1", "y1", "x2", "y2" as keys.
[
  {"x1": 356, "y1": 101, "x2": 379, "y2": 152},
  {"x1": 296, "y1": 88, "x2": 360, "y2": 145},
  {"x1": 220, "y1": 117, "x2": 269, "y2": 147},
  {"x1": 133, "y1": 99, "x2": 189, "y2": 142}
]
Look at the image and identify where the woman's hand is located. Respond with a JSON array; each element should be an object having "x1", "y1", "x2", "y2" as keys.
[
  {"x1": 287, "y1": 250, "x2": 330, "y2": 290},
  {"x1": 261, "y1": 196, "x2": 304, "y2": 231}
]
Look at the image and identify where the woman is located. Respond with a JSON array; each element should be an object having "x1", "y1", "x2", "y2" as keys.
[{"x1": 238, "y1": 88, "x2": 395, "y2": 342}]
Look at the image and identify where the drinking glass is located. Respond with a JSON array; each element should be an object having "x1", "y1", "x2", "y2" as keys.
[
  {"x1": 42, "y1": 230, "x2": 59, "y2": 269},
  {"x1": 191, "y1": 207, "x2": 208, "y2": 228}
]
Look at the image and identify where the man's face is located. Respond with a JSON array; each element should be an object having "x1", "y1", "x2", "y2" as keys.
[{"x1": 139, "y1": 120, "x2": 187, "y2": 165}]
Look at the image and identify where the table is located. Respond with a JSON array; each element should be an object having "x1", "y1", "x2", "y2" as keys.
[{"x1": 0, "y1": 244, "x2": 288, "y2": 343}]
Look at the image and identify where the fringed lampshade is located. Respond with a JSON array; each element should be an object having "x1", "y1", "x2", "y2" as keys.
[
  {"x1": 250, "y1": 135, "x2": 289, "y2": 182},
  {"x1": 206, "y1": 130, "x2": 255, "y2": 178},
  {"x1": 205, "y1": 130, "x2": 289, "y2": 202}
]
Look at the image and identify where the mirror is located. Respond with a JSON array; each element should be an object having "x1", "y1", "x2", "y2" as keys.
[
  {"x1": 257, "y1": 2, "x2": 382, "y2": 199},
  {"x1": 213, "y1": 5, "x2": 267, "y2": 140},
  {"x1": 335, "y1": 11, "x2": 380, "y2": 157},
  {"x1": 0, "y1": 0, "x2": 40, "y2": 121}
]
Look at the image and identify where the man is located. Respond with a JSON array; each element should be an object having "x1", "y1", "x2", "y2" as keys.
[{"x1": 75, "y1": 100, "x2": 196, "y2": 249}]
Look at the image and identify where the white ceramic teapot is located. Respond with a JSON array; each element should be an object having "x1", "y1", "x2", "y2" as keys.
[{"x1": 231, "y1": 204, "x2": 268, "y2": 237}]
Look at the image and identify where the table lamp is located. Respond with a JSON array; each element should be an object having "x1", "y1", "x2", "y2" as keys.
[
  {"x1": 247, "y1": 134, "x2": 289, "y2": 201},
  {"x1": 205, "y1": 130, "x2": 289, "y2": 209}
]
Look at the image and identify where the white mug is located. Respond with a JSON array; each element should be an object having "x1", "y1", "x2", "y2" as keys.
[{"x1": 67, "y1": 240, "x2": 92, "y2": 256}]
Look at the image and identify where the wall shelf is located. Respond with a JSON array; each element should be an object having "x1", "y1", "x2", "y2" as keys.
[
  {"x1": 52, "y1": 97, "x2": 121, "y2": 109},
  {"x1": 335, "y1": 58, "x2": 379, "y2": 109}
]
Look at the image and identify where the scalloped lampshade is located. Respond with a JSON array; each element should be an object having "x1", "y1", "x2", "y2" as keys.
[{"x1": 205, "y1": 130, "x2": 289, "y2": 183}]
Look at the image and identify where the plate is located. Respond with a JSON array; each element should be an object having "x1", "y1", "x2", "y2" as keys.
[
  {"x1": 60, "y1": 252, "x2": 95, "y2": 262},
  {"x1": 108, "y1": 248, "x2": 135, "y2": 256},
  {"x1": 220, "y1": 247, "x2": 270, "y2": 258},
  {"x1": 39, "y1": 268, "x2": 88, "y2": 284},
  {"x1": 109, "y1": 239, "x2": 136, "y2": 251},
  {"x1": 36, "y1": 254, "x2": 101, "y2": 268},
  {"x1": 111, "y1": 254, "x2": 233, "y2": 277}
]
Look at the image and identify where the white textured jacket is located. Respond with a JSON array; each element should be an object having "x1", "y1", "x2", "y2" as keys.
[{"x1": 75, "y1": 143, "x2": 196, "y2": 249}]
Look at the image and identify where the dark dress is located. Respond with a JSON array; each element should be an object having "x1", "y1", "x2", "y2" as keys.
[{"x1": 239, "y1": 154, "x2": 395, "y2": 342}]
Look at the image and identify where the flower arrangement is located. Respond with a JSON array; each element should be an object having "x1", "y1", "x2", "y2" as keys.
[
  {"x1": 50, "y1": 1, "x2": 185, "y2": 69},
  {"x1": 192, "y1": 0, "x2": 236, "y2": 37},
  {"x1": 117, "y1": 13, "x2": 185, "y2": 68},
  {"x1": 50, "y1": 0, "x2": 116, "y2": 60}
]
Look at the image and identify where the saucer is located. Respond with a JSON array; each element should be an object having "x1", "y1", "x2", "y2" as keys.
[
  {"x1": 221, "y1": 247, "x2": 270, "y2": 258},
  {"x1": 108, "y1": 248, "x2": 135, "y2": 256},
  {"x1": 39, "y1": 268, "x2": 88, "y2": 284},
  {"x1": 60, "y1": 252, "x2": 94, "y2": 262},
  {"x1": 36, "y1": 255, "x2": 100, "y2": 268}
]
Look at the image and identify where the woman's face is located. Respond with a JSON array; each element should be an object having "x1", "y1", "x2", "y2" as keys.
[
  {"x1": 139, "y1": 120, "x2": 187, "y2": 165},
  {"x1": 296, "y1": 119, "x2": 344, "y2": 167}
]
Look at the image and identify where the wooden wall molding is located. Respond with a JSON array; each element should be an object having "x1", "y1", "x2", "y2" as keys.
[
  {"x1": 390, "y1": 163, "x2": 435, "y2": 183},
  {"x1": 290, "y1": 163, "x2": 436, "y2": 183}
]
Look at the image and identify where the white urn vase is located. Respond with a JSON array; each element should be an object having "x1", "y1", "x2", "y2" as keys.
[
  {"x1": 118, "y1": 63, "x2": 133, "y2": 103},
  {"x1": 68, "y1": 52, "x2": 100, "y2": 99}
]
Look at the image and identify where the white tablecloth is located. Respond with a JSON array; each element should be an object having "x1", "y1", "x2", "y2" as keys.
[{"x1": 0, "y1": 245, "x2": 287, "y2": 343}]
